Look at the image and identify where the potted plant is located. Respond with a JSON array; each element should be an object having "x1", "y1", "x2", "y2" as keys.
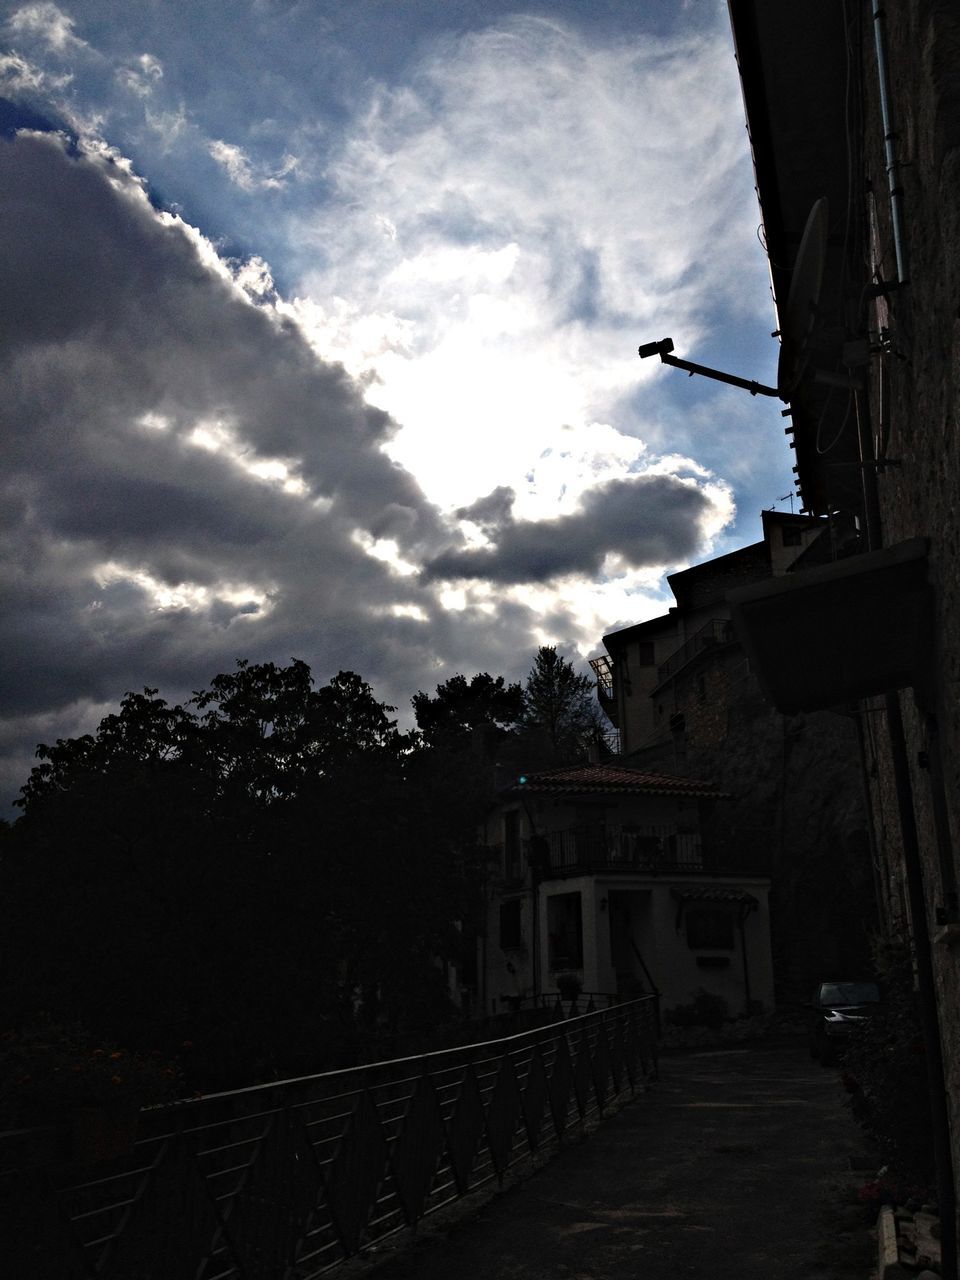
[{"x1": 0, "y1": 1019, "x2": 181, "y2": 1165}]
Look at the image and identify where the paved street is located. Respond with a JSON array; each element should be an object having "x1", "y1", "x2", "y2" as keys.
[{"x1": 351, "y1": 1041, "x2": 876, "y2": 1280}]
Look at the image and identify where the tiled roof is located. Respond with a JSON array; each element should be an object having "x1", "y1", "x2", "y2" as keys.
[{"x1": 504, "y1": 763, "x2": 728, "y2": 799}]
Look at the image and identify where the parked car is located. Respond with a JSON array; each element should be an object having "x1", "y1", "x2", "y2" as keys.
[{"x1": 807, "y1": 980, "x2": 882, "y2": 1065}]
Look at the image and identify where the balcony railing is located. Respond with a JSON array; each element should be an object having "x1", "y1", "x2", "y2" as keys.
[
  {"x1": 589, "y1": 654, "x2": 614, "y2": 699},
  {"x1": 531, "y1": 825, "x2": 703, "y2": 876},
  {"x1": 656, "y1": 618, "x2": 734, "y2": 684},
  {"x1": 0, "y1": 999, "x2": 658, "y2": 1279},
  {"x1": 589, "y1": 655, "x2": 620, "y2": 730}
]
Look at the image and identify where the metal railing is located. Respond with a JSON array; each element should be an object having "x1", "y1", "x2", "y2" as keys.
[
  {"x1": 589, "y1": 654, "x2": 614, "y2": 700},
  {"x1": 534, "y1": 825, "x2": 703, "y2": 875},
  {"x1": 656, "y1": 618, "x2": 734, "y2": 684},
  {"x1": 1, "y1": 998, "x2": 659, "y2": 1279}
]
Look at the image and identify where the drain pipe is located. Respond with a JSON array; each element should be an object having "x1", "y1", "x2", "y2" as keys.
[{"x1": 871, "y1": 0, "x2": 909, "y2": 284}]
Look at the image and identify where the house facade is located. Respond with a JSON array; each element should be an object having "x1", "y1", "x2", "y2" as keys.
[{"x1": 480, "y1": 763, "x2": 774, "y2": 1021}]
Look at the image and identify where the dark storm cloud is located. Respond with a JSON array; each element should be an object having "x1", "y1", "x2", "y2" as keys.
[
  {"x1": 0, "y1": 126, "x2": 465, "y2": 803},
  {"x1": 424, "y1": 474, "x2": 710, "y2": 584},
  {"x1": 456, "y1": 486, "x2": 516, "y2": 529}
]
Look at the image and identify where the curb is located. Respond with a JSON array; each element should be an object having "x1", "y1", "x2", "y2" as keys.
[{"x1": 878, "y1": 1206, "x2": 904, "y2": 1280}]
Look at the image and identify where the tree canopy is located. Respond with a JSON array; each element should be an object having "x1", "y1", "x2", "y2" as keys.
[
  {"x1": 3, "y1": 661, "x2": 478, "y2": 1089},
  {"x1": 412, "y1": 671, "x2": 525, "y2": 749},
  {"x1": 413, "y1": 647, "x2": 604, "y2": 765},
  {"x1": 2, "y1": 647, "x2": 606, "y2": 1091}
]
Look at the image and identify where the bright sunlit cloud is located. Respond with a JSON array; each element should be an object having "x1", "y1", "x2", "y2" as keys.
[{"x1": 291, "y1": 17, "x2": 763, "y2": 521}]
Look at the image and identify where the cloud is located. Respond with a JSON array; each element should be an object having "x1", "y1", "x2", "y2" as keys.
[
  {"x1": 1, "y1": 122, "x2": 699, "y2": 808},
  {"x1": 457, "y1": 486, "x2": 516, "y2": 531},
  {"x1": 0, "y1": 127, "x2": 459, "y2": 797},
  {"x1": 425, "y1": 473, "x2": 712, "y2": 584},
  {"x1": 0, "y1": 49, "x2": 72, "y2": 94},
  {"x1": 290, "y1": 15, "x2": 767, "y2": 515},
  {"x1": 208, "y1": 137, "x2": 299, "y2": 191},
  {"x1": 6, "y1": 2, "x2": 89, "y2": 55},
  {"x1": 116, "y1": 52, "x2": 163, "y2": 98}
]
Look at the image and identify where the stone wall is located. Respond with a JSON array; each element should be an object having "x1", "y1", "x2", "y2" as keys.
[
  {"x1": 633, "y1": 659, "x2": 875, "y2": 1002},
  {"x1": 858, "y1": 0, "x2": 960, "y2": 1216}
]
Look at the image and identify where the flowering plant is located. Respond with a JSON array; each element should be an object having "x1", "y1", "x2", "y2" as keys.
[{"x1": 0, "y1": 1019, "x2": 181, "y2": 1128}]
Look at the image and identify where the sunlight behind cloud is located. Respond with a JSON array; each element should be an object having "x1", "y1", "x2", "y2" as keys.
[
  {"x1": 292, "y1": 15, "x2": 760, "y2": 536},
  {"x1": 93, "y1": 562, "x2": 272, "y2": 617},
  {"x1": 184, "y1": 417, "x2": 307, "y2": 496},
  {"x1": 351, "y1": 532, "x2": 419, "y2": 577}
]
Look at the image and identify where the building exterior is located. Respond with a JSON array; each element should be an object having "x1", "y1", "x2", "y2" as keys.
[
  {"x1": 594, "y1": 511, "x2": 876, "y2": 996},
  {"x1": 595, "y1": 510, "x2": 824, "y2": 759},
  {"x1": 725, "y1": 1, "x2": 960, "y2": 1263},
  {"x1": 480, "y1": 762, "x2": 774, "y2": 1021}
]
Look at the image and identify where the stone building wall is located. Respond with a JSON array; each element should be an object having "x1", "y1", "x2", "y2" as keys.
[
  {"x1": 632, "y1": 660, "x2": 874, "y2": 1002},
  {"x1": 858, "y1": 0, "x2": 960, "y2": 1186}
]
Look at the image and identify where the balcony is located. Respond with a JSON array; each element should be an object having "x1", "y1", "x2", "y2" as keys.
[
  {"x1": 530, "y1": 825, "x2": 703, "y2": 877},
  {"x1": 590, "y1": 654, "x2": 619, "y2": 728},
  {"x1": 655, "y1": 618, "x2": 734, "y2": 686}
]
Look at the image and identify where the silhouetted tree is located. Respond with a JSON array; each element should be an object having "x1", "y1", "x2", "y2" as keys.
[
  {"x1": 412, "y1": 672, "x2": 524, "y2": 749},
  {"x1": 2, "y1": 661, "x2": 478, "y2": 1089},
  {"x1": 521, "y1": 645, "x2": 603, "y2": 762}
]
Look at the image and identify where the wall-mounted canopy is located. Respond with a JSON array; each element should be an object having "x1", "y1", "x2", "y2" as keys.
[{"x1": 727, "y1": 538, "x2": 933, "y2": 713}]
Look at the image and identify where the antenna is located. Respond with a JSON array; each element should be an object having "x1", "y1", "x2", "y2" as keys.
[{"x1": 638, "y1": 198, "x2": 830, "y2": 404}]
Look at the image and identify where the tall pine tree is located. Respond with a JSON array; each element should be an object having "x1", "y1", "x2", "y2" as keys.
[{"x1": 521, "y1": 646, "x2": 603, "y2": 763}]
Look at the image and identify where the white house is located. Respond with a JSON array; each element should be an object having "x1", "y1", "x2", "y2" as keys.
[{"x1": 480, "y1": 762, "x2": 774, "y2": 1021}]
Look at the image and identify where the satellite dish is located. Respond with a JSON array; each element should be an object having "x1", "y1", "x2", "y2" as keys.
[
  {"x1": 636, "y1": 197, "x2": 830, "y2": 407},
  {"x1": 777, "y1": 197, "x2": 829, "y2": 397}
]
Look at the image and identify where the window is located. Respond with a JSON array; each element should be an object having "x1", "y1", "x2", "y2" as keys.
[
  {"x1": 685, "y1": 908, "x2": 734, "y2": 950},
  {"x1": 817, "y1": 982, "x2": 880, "y2": 1008},
  {"x1": 499, "y1": 899, "x2": 523, "y2": 950},
  {"x1": 548, "y1": 892, "x2": 583, "y2": 969},
  {"x1": 782, "y1": 526, "x2": 803, "y2": 547},
  {"x1": 635, "y1": 641, "x2": 655, "y2": 666}
]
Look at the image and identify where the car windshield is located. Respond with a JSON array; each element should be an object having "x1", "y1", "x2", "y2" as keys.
[{"x1": 820, "y1": 982, "x2": 880, "y2": 1006}]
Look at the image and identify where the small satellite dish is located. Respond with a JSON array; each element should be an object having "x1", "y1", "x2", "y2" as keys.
[{"x1": 777, "y1": 197, "x2": 829, "y2": 397}]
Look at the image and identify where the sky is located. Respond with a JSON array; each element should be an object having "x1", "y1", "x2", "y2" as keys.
[{"x1": 0, "y1": 0, "x2": 793, "y2": 807}]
